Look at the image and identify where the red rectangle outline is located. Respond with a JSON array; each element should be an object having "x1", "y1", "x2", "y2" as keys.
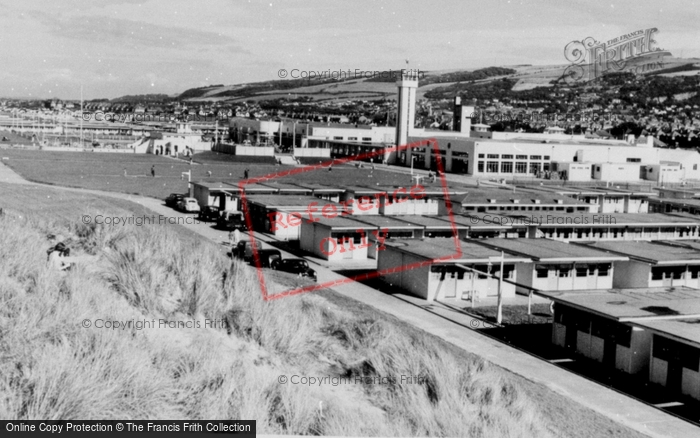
[{"x1": 240, "y1": 138, "x2": 462, "y2": 301}]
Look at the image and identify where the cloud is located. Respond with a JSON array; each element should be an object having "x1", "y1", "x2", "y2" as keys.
[{"x1": 29, "y1": 11, "x2": 248, "y2": 53}]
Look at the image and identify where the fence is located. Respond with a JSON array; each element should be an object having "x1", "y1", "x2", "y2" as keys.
[{"x1": 212, "y1": 143, "x2": 275, "y2": 156}]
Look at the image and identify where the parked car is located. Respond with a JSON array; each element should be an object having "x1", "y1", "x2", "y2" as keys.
[
  {"x1": 177, "y1": 197, "x2": 201, "y2": 213},
  {"x1": 253, "y1": 249, "x2": 282, "y2": 268},
  {"x1": 233, "y1": 240, "x2": 262, "y2": 262},
  {"x1": 165, "y1": 193, "x2": 185, "y2": 208},
  {"x1": 217, "y1": 211, "x2": 248, "y2": 231},
  {"x1": 271, "y1": 258, "x2": 317, "y2": 281},
  {"x1": 198, "y1": 205, "x2": 221, "y2": 222}
]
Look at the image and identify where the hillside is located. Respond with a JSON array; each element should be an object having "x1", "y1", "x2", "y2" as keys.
[{"x1": 174, "y1": 56, "x2": 699, "y2": 103}]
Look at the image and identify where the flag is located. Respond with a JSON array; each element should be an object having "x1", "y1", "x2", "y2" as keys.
[{"x1": 405, "y1": 59, "x2": 409, "y2": 65}]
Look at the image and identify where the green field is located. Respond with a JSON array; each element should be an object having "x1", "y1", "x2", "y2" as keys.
[{"x1": 0, "y1": 149, "x2": 448, "y2": 200}]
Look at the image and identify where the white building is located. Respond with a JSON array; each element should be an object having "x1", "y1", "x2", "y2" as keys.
[
  {"x1": 378, "y1": 239, "x2": 530, "y2": 301},
  {"x1": 474, "y1": 239, "x2": 627, "y2": 294},
  {"x1": 584, "y1": 240, "x2": 700, "y2": 289},
  {"x1": 539, "y1": 287, "x2": 700, "y2": 400}
]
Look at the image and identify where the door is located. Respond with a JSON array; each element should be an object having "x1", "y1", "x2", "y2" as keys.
[
  {"x1": 444, "y1": 271, "x2": 457, "y2": 298},
  {"x1": 603, "y1": 338, "x2": 616, "y2": 367},
  {"x1": 565, "y1": 323, "x2": 578, "y2": 351},
  {"x1": 666, "y1": 360, "x2": 683, "y2": 394}
]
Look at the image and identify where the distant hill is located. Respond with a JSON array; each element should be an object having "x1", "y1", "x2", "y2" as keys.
[
  {"x1": 171, "y1": 57, "x2": 700, "y2": 103},
  {"x1": 111, "y1": 94, "x2": 172, "y2": 103}
]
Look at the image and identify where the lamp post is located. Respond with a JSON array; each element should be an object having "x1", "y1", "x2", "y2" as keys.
[
  {"x1": 488, "y1": 251, "x2": 505, "y2": 324},
  {"x1": 410, "y1": 155, "x2": 417, "y2": 175}
]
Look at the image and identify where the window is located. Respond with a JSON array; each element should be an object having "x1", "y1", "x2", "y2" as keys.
[
  {"x1": 544, "y1": 155, "x2": 551, "y2": 160},
  {"x1": 362, "y1": 137, "x2": 372, "y2": 141},
  {"x1": 597, "y1": 264, "x2": 611, "y2": 276},
  {"x1": 530, "y1": 155, "x2": 542, "y2": 160},
  {"x1": 651, "y1": 267, "x2": 664, "y2": 280},
  {"x1": 596, "y1": 166, "x2": 601, "y2": 172},
  {"x1": 478, "y1": 154, "x2": 485, "y2": 158},
  {"x1": 669, "y1": 266, "x2": 685, "y2": 279},
  {"x1": 486, "y1": 161, "x2": 499, "y2": 173},
  {"x1": 477, "y1": 161, "x2": 485, "y2": 173},
  {"x1": 515, "y1": 162, "x2": 528, "y2": 173},
  {"x1": 501, "y1": 162, "x2": 513, "y2": 173},
  {"x1": 501, "y1": 154, "x2": 514, "y2": 159},
  {"x1": 626, "y1": 158, "x2": 641, "y2": 163},
  {"x1": 474, "y1": 265, "x2": 488, "y2": 279},
  {"x1": 652, "y1": 336, "x2": 700, "y2": 371},
  {"x1": 536, "y1": 265, "x2": 549, "y2": 278},
  {"x1": 348, "y1": 137, "x2": 358, "y2": 141},
  {"x1": 576, "y1": 265, "x2": 589, "y2": 277},
  {"x1": 694, "y1": 164, "x2": 698, "y2": 171},
  {"x1": 487, "y1": 154, "x2": 500, "y2": 159},
  {"x1": 558, "y1": 265, "x2": 572, "y2": 277},
  {"x1": 516, "y1": 155, "x2": 527, "y2": 159},
  {"x1": 333, "y1": 136, "x2": 344, "y2": 140},
  {"x1": 613, "y1": 324, "x2": 633, "y2": 348}
]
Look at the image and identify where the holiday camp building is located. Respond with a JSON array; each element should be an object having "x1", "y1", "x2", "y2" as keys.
[
  {"x1": 583, "y1": 240, "x2": 700, "y2": 289},
  {"x1": 299, "y1": 216, "x2": 378, "y2": 264},
  {"x1": 377, "y1": 239, "x2": 530, "y2": 301},
  {"x1": 498, "y1": 212, "x2": 700, "y2": 242},
  {"x1": 529, "y1": 186, "x2": 654, "y2": 214},
  {"x1": 190, "y1": 181, "x2": 277, "y2": 212},
  {"x1": 292, "y1": 183, "x2": 344, "y2": 202},
  {"x1": 539, "y1": 286, "x2": 700, "y2": 400},
  {"x1": 393, "y1": 215, "x2": 469, "y2": 239},
  {"x1": 438, "y1": 188, "x2": 594, "y2": 216},
  {"x1": 244, "y1": 195, "x2": 344, "y2": 240},
  {"x1": 474, "y1": 239, "x2": 627, "y2": 294}
]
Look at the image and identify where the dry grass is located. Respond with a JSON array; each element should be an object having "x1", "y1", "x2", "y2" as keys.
[{"x1": 0, "y1": 185, "x2": 649, "y2": 437}]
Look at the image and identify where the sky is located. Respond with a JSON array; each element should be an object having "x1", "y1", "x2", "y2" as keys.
[{"x1": 0, "y1": 0, "x2": 698, "y2": 100}]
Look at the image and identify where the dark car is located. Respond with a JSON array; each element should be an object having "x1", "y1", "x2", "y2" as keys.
[
  {"x1": 233, "y1": 240, "x2": 263, "y2": 262},
  {"x1": 271, "y1": 258, "x2": 317, "y2": 281},
  {"x1": 165, "y1": 193, "x2": 185, "y2": 208},
  {"x1": 252, "y1": 249, "x2": 282, "y2": 268},
  {"x1": 217, "y1": 211, "x2": 248, "y2": 231},
  {"x1": 198, "y1": 205, "x2": 221, "y2": 222}
]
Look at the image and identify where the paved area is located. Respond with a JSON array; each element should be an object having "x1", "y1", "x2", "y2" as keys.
[{"x1": 1, "y1": 161, "x2": 698, "y2": 437}]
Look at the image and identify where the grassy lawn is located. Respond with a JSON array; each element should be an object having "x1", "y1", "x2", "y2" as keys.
[
  {"x1": 0, "y1": 181, "x2": 649, "y2": 437},
  {"x1": 1, "y1": 149, "x2": 449, "y2": 200},
  {"x1": 0, "y1": 129, "x2": 35, "y2": 145}
]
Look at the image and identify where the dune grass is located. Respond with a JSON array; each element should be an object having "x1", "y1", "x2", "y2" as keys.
[{"x1": 0, "y1": 202, "x2": 548, "y2": 436}]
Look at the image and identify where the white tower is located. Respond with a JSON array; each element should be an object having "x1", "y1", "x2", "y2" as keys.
[{"x1": 396, "y1": 69, "x2": 419, "y2": 154}]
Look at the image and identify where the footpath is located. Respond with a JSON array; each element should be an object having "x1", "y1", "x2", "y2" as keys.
[{"x1": 0, "y1": 162, "x2": 697, "y2": 438}]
